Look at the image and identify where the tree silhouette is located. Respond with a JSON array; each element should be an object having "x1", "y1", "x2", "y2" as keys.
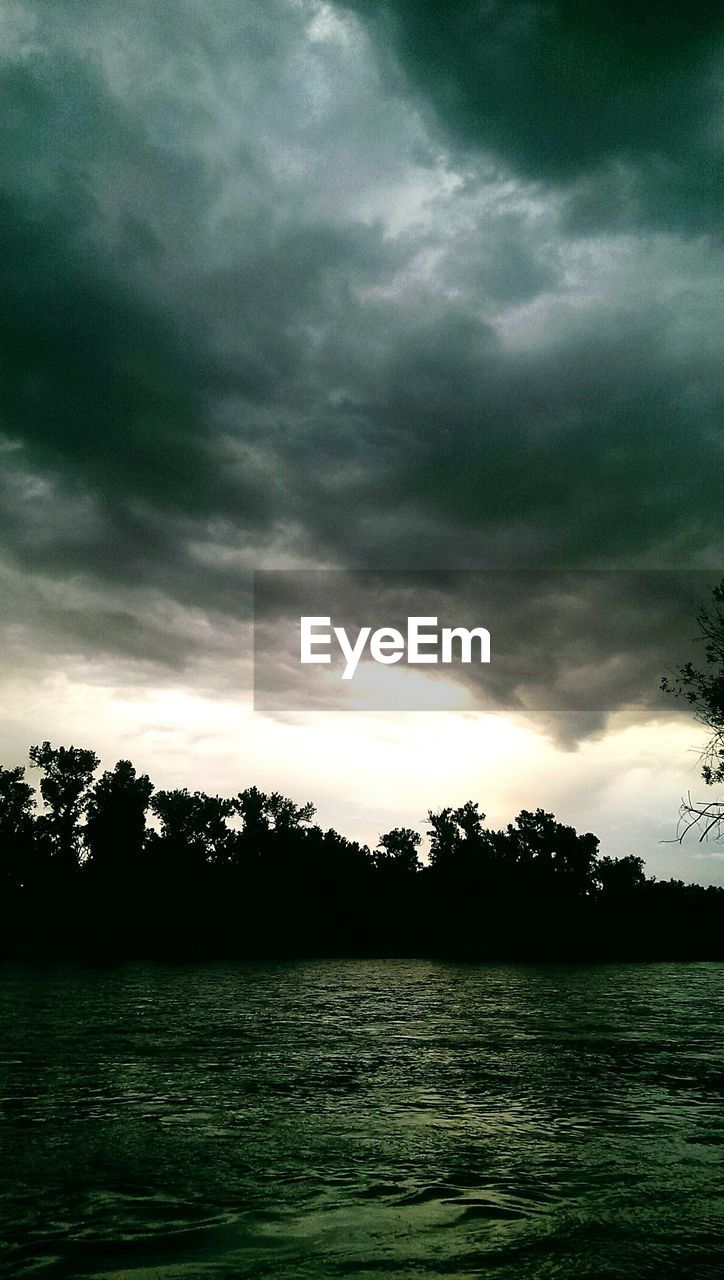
[
  {"x1": 28, "y1": 741, "x2": 99, "y2": 872},
  {"x1": 0, "y1": 765, "x2": 35, "y2": 893},
  {"x1": 265, "y1": 792, "x2": 316, "y2": 834},
  {"x1": 85, "y1": 760, "x2": 154, "y2": 876},
  {"x1": 0, "y1": 743, "x2": 722, "y2": 960},
  {"x1": 663, "y1": 578, "x2": 724, "y2": 839},
  {"x1": 508, "y1": 809, "x2": 599, "y2": 897},
  {"x1": 427, "y1": 801, "x2": 490, "y2": 872},
  {"x1": 594, "y1": 854, "x2": 646, "y2": 897},
  {"x1": 150, "y1": 789, "x2": 236, "y2": 871},
  {"x1": 374, "y1": 827, "x2": 422, "y2": 875}
]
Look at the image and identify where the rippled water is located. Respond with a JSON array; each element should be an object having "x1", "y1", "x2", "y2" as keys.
[{"x1": 0, "y1": 961, "x2": 722, "y2": 1279}]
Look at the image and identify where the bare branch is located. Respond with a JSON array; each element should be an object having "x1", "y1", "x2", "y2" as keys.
[{"x1": 673, "y1": 792, "x2": 724, "y2": 843}]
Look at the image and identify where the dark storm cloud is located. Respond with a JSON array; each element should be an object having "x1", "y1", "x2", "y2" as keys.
[
  {"x1": 306, "y1": 301, "x2": 722, "y2": 568},
  {"x1": 1, "y1": 198, "x2": 220, "y2": 514},
  {"x1": 337, "y1": 0, "x2": 723, "y2": 233},
  {"x1": 0, "y1": 0, "x2": 721, "y2": 727}
]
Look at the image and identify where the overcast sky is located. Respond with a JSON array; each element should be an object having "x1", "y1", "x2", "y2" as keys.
[{"x1": 1, "y1": 0, "x2": 721, "y2": 878}]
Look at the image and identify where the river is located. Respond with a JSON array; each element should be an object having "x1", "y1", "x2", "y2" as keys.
[{"x1": 0, "y1": 959, "x2": 722, "y2": 1278}]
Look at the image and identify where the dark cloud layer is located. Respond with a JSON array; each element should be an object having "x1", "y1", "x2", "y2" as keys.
[
  {"x1": 0, "y1": 0, "x2": 721, "y2": 728},
  {"x1": 338, "y1": 0, "x2": 723, "y2": 232}
]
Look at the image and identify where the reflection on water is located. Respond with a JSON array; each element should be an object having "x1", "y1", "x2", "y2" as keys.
[{"x1": 0, "y1": 960, "x2": 722, "y2": 1279}]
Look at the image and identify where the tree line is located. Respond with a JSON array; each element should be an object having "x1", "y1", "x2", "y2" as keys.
[{"x1": 1, "y1": 742, "x2": 722, "y2": 960}]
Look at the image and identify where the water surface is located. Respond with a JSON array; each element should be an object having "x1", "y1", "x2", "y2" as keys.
[{"x1": 0, "y1": 960, "x2": 722, "y2": 1278}]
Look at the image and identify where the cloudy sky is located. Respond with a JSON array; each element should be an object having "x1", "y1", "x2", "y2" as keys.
[{"x1": 1, "y1": 0, "x2": 721, "y2": 878}]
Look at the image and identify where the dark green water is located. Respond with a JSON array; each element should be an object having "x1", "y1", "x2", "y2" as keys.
[{"x1": 0, "y1": 961, "x2": 722, "y2": 1280}]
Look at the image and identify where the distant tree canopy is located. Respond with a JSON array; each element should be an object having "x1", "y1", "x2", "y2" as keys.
[
  {"x1": 28, "y1": 741, "x2": 99, "y2": 872},
  {"x1": 0, "y1": 766, "x2": 34, "y2": 893},
  {"x1": 86, "y1": 759, "x2": 154, "y2": 872},
  {"x1": 374, "y1": 827, "x2": 422, "y2": 875},
  {"x1": 663, "y1": 578, "x2": 724, "y2": 839},
  {"x1": 1, "y1": 741, "x2": 723, "y2": 959},
  {"x1": 428, "y1": 802, "x2": 599, "y2": 897}
]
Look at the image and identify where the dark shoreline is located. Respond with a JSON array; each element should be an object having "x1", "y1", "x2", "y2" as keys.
[
  {"x1": 5, "y1": 755, "x2": 724, "y2": 969},
  {"x1": 3, "y1": 940, "x2": 723, "y2": 964}
]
